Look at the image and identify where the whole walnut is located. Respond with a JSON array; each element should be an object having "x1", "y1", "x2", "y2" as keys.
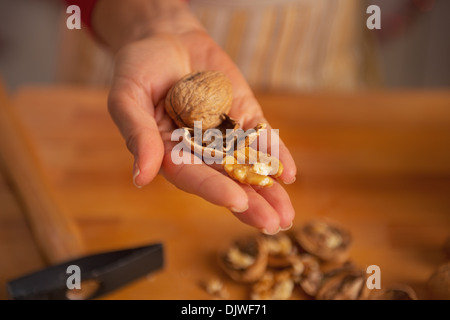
[{"x1": 165, "y1": 71, "x2": 233, "y2": 130}]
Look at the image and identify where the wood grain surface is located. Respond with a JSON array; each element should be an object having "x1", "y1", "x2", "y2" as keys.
[{"x1": 1, "y1": 85, "x2": 449, "y2": 300}]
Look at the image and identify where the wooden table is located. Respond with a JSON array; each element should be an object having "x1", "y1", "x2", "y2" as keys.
[{"x1": 1, "y1": 86, "x2": 449, "y2": 300}]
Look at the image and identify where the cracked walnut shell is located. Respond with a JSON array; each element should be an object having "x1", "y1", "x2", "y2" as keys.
[
  {"x1": 295, "y1": 220, "x2": 351, "y2": 263},
  {"x1": 293, "y1": 254, "x2": 323, "y2": 297},
  {"x1": 165, "y1": 70, "x2": 284, "y2": 187},
  {"x1": 218, "y1": 235, "x2": 268, "y2": 283},
  {"x1": 250, "y1": 270, "x2": 294, "y2": 300},
  {"x1": 262, "y1": 233, "x2": 298, "y2": 268},
  {"x1": 165, "y1": 71, "x2": 232, "y2": 130},
  {"x1": 181, "y1": 118, "x2": 263, "y2": 163},
  {"x1": 315, "y1": 264, "x2": 369, "y2": 300}
]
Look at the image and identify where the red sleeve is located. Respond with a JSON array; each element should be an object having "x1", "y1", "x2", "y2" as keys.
[{"x1": 64, "y1": 0, "x2": 99, "y2": 31}]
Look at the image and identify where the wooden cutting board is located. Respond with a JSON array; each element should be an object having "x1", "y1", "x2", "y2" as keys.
[{"x1": 1, "y1": 85, "x2": 449, "y2": 299}]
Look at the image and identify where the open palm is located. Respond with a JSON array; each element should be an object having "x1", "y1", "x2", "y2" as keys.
[{"x1": 107, "y1": 30, "x2": 297, "y2": 234}]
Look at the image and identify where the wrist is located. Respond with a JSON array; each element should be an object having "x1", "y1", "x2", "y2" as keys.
[
  {"x1": 144, "y1": 1, "x2": 203, "y2": 36},
  {"x1": 92, "y1": 0, "x2": 203, "y2": 52}
]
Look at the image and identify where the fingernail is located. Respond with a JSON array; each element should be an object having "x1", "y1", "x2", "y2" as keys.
[
  {"x1": 133, "y1": 161, "x2": 142, "y2": 189},
  {"x1": 261, "y1": 226, "x2": 281, "y2": 235},
  {"x1": 280, "y1": 221, "x2": 293, "y2": 231},
  {"x1": 284, "y1": 176, "x2": 296, "y2": 185},
  {"x1": 229, "y1": 204, "x2": 248, "y2": 213}
]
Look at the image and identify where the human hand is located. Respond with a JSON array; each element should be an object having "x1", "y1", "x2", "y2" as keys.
[{"x1": 99, "y1": 1, "x2": 297, "y2": 234}]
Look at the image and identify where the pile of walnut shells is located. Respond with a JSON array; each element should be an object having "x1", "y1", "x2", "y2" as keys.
[{"x1": 208, "y1": 220, "x2": 419, "y2": 300}]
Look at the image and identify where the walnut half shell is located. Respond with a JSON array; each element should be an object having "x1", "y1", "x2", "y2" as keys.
[
  {"x1": 315, "y1": 264, "x2": 369, "y2": 300},
  {"x1": 250, "y1": 270, "x2": 294, "y2": 300},
  {"x1": 262, "y1": 233, "x2": 298, "y2": 268},
  {"x1": 294, "y1": 220, "x2": 352, "y2": 263},
  {"x1": 218, "y1": 235, "x2": 268, "y2": 283},
  {"x1": 294, "y1": 254, "x2": 323, "y2": 297},
  {"x1": 166, "y1": 71, "x2": 284, "y2": 187},
  {"x1": 181, "y1": 117, "x2": 262, "y2": 163}
]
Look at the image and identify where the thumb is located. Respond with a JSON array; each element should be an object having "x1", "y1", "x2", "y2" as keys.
[
  {"x1": 126, "y1": 121, "x2": 164, "y2": 188},
  {"x1": 108, "y1": 85, "x2": 164, "y2": 188}
]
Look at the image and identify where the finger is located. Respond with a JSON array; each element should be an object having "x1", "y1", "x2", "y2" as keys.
[
  {"x1": 255, "y1": 181, "x2": 295, "y2": 230},
  {"x1": 231, "y1": 184, "x2": 281, "y2": 234},
  {"x1": 160, "y1": 141, "x2": 249, "y2": 212},
  {"x1": 272, "y1": 134, "x2": 297, "y2": 184},
  {"x1": 108, "y1": 78, "x2": 164, "y2": 187},
  {"x1": 227, "y1": 93, "x2": 297, "y2": 184},
  {"x1": 247, "y1": 116, "x2": 297, "y2": 185}
]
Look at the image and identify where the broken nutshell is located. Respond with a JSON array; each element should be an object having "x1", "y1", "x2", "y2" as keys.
[
  {"x1": 262, "y1": 233, "x2": 298, "y2": 268},
  {"x1": 294, "y1": 220, "x2": 352, "y2": 263},
  {"x1": 293, "y1": 254, "x2": 323, "y2": 297},
  {"x1": 250, "y1": 270, "x2": 294, "y2": 300},
  {"x1": 217, "y1": 235, "x2": 268, "y2": 283},
  {"x1": 315, "y1": 263, "x2": 369, "y2": 300},
  {"x1": 208, "y1": 220, "x2": 423, "y2": 300},
  {"x1": 165, "y1": 70, "x2": 284, "y2": 187}
]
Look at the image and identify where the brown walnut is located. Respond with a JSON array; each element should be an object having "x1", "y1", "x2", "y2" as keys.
[
  {"x1": 293, "y1": 254, "x2": 323, "y2": 297},
  {"x1": 165, "y1": 71, "x2": 232, "y2": 130},
  {"x1": 262, "y1": 233, "x2": 298, "y2": 268},
  {"x1": 315, "y1": 263, "x2": 369, "y2": 300},
  {"x1": 181, "y1": 119, "x2": 263, "y2": 163},
  {"x1": 217, "y1": 235, "x2": 268, "y2": 283},
  {"x1": 250, "y1": 270, "x2": 294, "y2": 300},
  {"x1": 166, "y1": 71, "x2": 284, "y2": 187},
  {"x1": 294, "y1": 220, "x2": 352, "y2": 263}
]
